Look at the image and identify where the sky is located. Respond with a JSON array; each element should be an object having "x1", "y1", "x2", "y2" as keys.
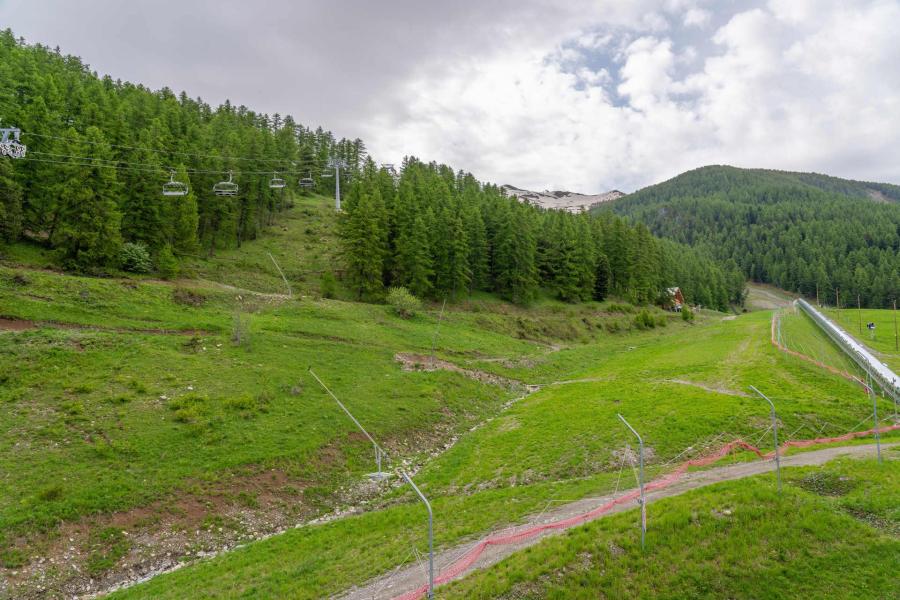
[{"x1": 2, "y1": 0, "x2": 900, "y2": 192}]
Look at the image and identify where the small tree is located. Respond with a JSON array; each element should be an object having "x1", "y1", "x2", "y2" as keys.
[
  {"x1": 120, "y1": 242, "x2": 153, "y2": 273},
  {"x1": 387, "y1": 287, "x2": 421, "y2": 318},
  {"x1": 156, "y1": 245, "x2": 179, "y2": 279}
]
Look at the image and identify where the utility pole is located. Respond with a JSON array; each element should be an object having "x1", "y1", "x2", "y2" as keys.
[
  {"x1": 326, "y1": 157, "x2": 348, "y2": 211},
  {"x1": 750, "y1": 385, "x2": 781, "y2": 492},
  {"x1": 400, "y1": 470, "x2": 434, "y2": 600},
  {"x1": 836, "y1": 288, "x2": 840, "y2": 311},
  {"x1": 617, "y1": 414, "x2": 645, "y2": 551}
]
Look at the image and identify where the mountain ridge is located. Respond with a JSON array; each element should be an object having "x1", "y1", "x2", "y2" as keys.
[{"x1": 502, "y1": 184, "x2": 625, "y2": 213}]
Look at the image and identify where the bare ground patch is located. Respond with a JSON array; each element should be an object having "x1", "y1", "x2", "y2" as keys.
[{"x1": 394, "y1": 353, "x2": 529, "y2": 390}]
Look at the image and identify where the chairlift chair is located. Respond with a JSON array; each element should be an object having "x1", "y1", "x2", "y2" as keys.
[
  {"x1": 0, "y1": 126, "x2": 26, "y2": 159},
  {"x1": 162, "y1": 169, "x2": 189, "y2": 197},
  {"x1": 269, "y1": 171, "x2": 286, "y2": 189},
  {"x1": 213, "y1": 170, "x2": 239, "y2": 196},
  {"x1": 299, "y1": 171, "x2": 314, "y2": 188}
]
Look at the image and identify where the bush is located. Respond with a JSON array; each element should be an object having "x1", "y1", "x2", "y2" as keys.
[
  {"x1": 387, "y1": 287, "x2": 421, "y2": 318},
  {"x1": 155, "y1": 245, "x2": 179, "y2": 279},
  {"x1": 120, "y1": 242, "x2": 152, "y2": 273},
  {"x1": 321, "y1": 270, "x2": 337, "y2": 299},
  {"x1": 681, "y1": 306, "x2": 695, "y2": 322},
  {"x1": 633, "y1": 309, "x2": 657, "y2": 330}
]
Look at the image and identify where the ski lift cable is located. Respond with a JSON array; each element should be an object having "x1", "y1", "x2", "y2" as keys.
[
  {"x1": 19, "y1": 153, "x2": 340, "y2": 177},
  {"x1": 27, "y1": 146, "x2": 364, "y2": 174},
  {"x1": 21, "y1": 131, "x2": 366, "y2": 165}
]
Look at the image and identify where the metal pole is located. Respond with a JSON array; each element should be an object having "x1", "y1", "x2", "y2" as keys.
[
  {"x1": 869, "y1": 374, "x2": 881, "y2": 463},
  {"x1": 749, "y1": 385, "x2": 781, "y2": 492},
  {"x1": 308, "y1": 367, "x2": 389, "y2": 471},
  {"x1": 400, "y1": 470, "x2": 434, "y2": 599},
  {"x1": 267, "y1": 252, "x2": 292, "y2": 298},
  {"x1": 617, "y1": 413, "x2": 645, "y2": 550},
  {"x1": 335, "y1": 162, "x2": 341, "y2": 211}
]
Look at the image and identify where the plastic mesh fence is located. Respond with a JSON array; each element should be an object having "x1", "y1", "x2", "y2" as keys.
[{"x1": 393, "y1": 424, "x2": 899, "y2": 600}]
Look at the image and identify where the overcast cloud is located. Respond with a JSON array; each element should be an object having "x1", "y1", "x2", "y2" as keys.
[{"x1": 2, "y1": 0, "x2": 899, "y2": 192}]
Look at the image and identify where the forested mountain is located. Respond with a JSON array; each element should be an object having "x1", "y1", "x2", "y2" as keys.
[
  {"x1": 339, "y1": 158, "x2": 744, "y2": 309},
  {"x1": 0, "y1": 29, "x2": 365, "y2": 269},
  {"x1": 0, "y1": 30, "x2": 743, "y2": 309},
  {"x1": 606, "y1": 165, "x2": 900, "y2": 308}
]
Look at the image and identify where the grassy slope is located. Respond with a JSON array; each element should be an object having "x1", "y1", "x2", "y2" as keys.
[
  {"x1": 777, "y1": 305, "x2": 862, "y2": 376},
  {"x1": 179, "y1": 194, "x2": 342, "y2": 296},
  {"x1": 824, "y1": 307, "x2": 900, "y2": 373},
  {"x1": 2, "y1": 198, "x2": 896, "y2": 598},
  {"x1": 442, "y1": 456, "x2": 900, "y2": 600},
  {"x1": 111, "y1": 309, "x2": 899, "y2": 599},
  {"x1": 0, "y1": 213, "x2": 711, "y2": 597}
]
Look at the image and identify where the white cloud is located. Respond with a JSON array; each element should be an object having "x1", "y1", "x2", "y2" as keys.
[
  {"x1": 683, "y1": 8, "x2": 712, "y2": 27},
  {"x1": 3, "y1": 0, "x2": 900, "y2": 191}
]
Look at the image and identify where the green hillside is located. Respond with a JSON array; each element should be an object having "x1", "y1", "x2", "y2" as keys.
[
  {"x1": 442, "y1": 457, "x2": 900, "y2": 600},
  {"x1": 604, "y1": 165, "x2": 900, "y2": 307}
]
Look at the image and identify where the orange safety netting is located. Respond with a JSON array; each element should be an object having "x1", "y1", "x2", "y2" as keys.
[{"x1": 394, "y1": 423, "x2": 899, "y2": 600}]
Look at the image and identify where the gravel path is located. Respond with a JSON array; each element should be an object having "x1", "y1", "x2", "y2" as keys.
[{"x1": 337, "y1": 442, "x2": 896, "y2": 600}]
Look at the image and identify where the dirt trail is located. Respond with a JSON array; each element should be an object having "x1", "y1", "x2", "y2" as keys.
[{"x1": 338, "y1": 442, "x2": 896, "y2": 600}]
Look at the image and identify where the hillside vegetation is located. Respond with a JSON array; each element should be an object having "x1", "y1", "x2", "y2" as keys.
[
  {"x1": 606, "y1": 165, "x2": 900, "y2": 307},
  {"x1": 103, "y1": 305, "x2": 897, "y2": 599},
  {"x1": 0, "y1": 29, "x2": 364, "y2": 273},
  {"x1": 1, "y1": 30, "x2": 744, "y2": 312},
  {"x1": 338, "y1": 159, "x2": 744, "y2": 309},
  {"x1": 442, "y1": 457, "x2": 899, "y2": 600}
]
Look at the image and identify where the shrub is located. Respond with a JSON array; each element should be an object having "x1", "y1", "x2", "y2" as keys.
[
  {"x1": 155, "y1": 245, "x2": 179, "y2": 279},
  {"x1": 321, "y1": 270, "x2": 337, "y2": 299},
  {"x1": 120, "y1": 242, "x2": 152, "y2": 273},
  {"x1": 681, "y1": 306, "x2": 695, "y2": 322},
  {"x1": 387, "y1": 287, "x2": 421, "y2": 318},
  {"x1": 607, "y1": 302, "x2": 635, "y2": 314},
  {"x1": 633, "y1": 309, "x2": 657, "y2": 330}
]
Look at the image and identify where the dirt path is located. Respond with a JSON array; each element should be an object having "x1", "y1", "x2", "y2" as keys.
[{"x1": 337, "y1": 442, "x2": 895, "y2": 600}]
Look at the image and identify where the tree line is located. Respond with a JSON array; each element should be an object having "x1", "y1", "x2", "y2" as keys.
[
  {"x1": 611, "y1": 166, "x2": 900, "y2": 308},
  {"x1": 339, "y1": 158, "x2": 744, "y2": 309},
  {"x1": 0, "y1": 29, "x2": 364, "y2": 270}
]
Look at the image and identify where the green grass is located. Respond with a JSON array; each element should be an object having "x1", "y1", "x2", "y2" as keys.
[
  {"x1": 0, "y1": 245, "x2": 714, "y2": 596},
  {"x1": 180, "y1": 194, "x2": 343, "y2": 297},
  {"x1": 3, "y1": 206, "x2": 896, "y2": 598},
  {"x1": 777, "y1": 305, "x2": 862, "y2": 375},
  {"x1": 442, "y1": 457, "x2": 899, "y2": 599},
  {"x1": 108, "y1": 309, "x2": 898, "y2": 599},
  {"x1": 824, "y1": 307, "x2": 900, "y2": 372}
]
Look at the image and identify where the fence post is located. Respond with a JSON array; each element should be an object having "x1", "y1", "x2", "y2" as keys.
[
  {"x1": 749, "y1": 385, "x2": 781, "y2": 492},
  {"x1": 617, "y1": 414, "x2": 645, "y2": 550},
  {"x1": 400, "y1": 470, "x2": 434, "y2": 599}
]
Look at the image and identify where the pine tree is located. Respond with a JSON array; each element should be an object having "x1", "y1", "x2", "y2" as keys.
[
  {"x1": 0, "y1": 157, "x2": 23, "y2": 241},
  {"x1": 594, "y1": 253, "x2": 611, "y2": 300},
  {"x1": 168, "y1": 163, "x2": 199, "y2": 252},
  {"x1": 341, "y1": 188, "x2": 388, "y2": 299},
  {"x1": 394, "y1": 213, "x2": 433, "y2": 298},
  {"x1": 53, "y1": 127, "x2": 122, "y2": 269}
]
